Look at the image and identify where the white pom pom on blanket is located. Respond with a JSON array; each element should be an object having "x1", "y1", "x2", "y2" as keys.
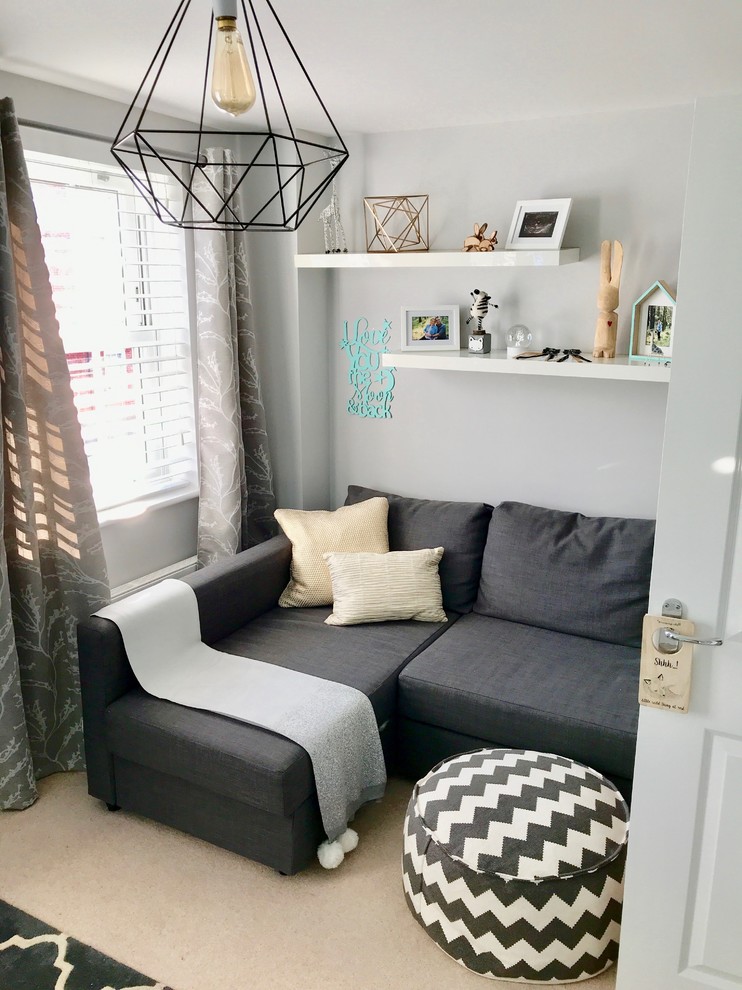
[
  {"x1": 317, "y1": 828, "x2": 360, "y2": 869},
  {"x1": 338, "y1": 827, "x2": 359, "y2": 853}
]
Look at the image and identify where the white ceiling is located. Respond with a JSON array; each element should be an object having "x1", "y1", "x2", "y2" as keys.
[{"x1": 1, "y1": 0, "x2": 741, "y2": 134}]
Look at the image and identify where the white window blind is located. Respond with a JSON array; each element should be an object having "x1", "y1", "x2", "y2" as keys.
[{"x1": 26, "y1": 152, "x2": 197, "y2": 512}]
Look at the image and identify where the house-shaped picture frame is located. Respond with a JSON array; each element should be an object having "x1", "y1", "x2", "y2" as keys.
[{"x1": 629, "y1": 280, "x2": 676, "y2": 365}]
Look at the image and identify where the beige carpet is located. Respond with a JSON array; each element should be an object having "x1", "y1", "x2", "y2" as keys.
[{"x1": 2, "y1": 772, "x2": 617, "y2": 990}]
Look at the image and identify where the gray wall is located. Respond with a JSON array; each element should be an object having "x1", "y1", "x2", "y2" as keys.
[
  {"x1": 325, "y1": 105, "x2": 694, "y2": 518},
  {"x1": 245, "y1": 132, "x2": 335, "y2": 512},
  {"x1": 3, "y1": 68, "x2": 698, "y2": 587}
]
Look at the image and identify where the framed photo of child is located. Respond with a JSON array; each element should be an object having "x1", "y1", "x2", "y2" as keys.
[
  {"x1": 400, "y1": 306, "x2": 460, "y2": 351},
  {"x1": 629, "y1": 280, "x2": 676, "y2": 365}
]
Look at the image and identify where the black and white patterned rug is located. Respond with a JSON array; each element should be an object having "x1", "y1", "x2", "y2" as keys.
[{"x1": 0, "y1": 899, "x2": 174, "y2": 990}]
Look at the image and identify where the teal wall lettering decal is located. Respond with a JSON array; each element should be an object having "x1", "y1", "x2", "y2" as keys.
[{"x1": 340, "y1": 318, "x2": 396, "y2": 419}]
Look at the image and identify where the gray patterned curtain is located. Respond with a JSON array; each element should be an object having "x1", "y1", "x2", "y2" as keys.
[
  {"x1": 0, "y1": 99, "x2": 110, "y2": 810},
  {"x1": 193, "y1": 149, "x2": 276, "y2": 566}
]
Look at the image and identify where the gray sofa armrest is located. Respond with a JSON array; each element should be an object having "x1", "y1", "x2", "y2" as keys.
[
  {"x1": 182, "y1": 534, "x2": 292, "y2": 644},
  {"x1": 78, "y1": 615, "x2": 138, "y2": 804},
  {"x1": 77, "y1": 533, "x2": 292, "y2": 803}
]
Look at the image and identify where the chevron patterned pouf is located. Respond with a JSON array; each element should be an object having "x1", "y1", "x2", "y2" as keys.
[{"x1": 402, "y1": 748, "x2": 629, "y2": 983}]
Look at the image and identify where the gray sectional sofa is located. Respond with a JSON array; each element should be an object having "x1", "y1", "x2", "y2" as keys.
[{"x1": 77, "y1": 487, "x2": 654, "y2": 875}]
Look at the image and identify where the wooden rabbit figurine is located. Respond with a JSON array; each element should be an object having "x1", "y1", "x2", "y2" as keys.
[
  {"x1": 593, "y1": 239, "x2": 623, "y2": 358},
  {"x1": 463, "y1": 222, "x2": 498, "y2": 252}
]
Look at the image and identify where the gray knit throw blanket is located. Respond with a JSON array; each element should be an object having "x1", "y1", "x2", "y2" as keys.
[{"x1": 96, "y1": 579, "x2": 386, "y2": 843}]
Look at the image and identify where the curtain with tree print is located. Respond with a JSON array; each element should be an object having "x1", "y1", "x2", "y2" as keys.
[
  {"x1": 0, "y1": 99, "x2": 109, "y2": 811},
  {"x1": 193, "y1": 149, "x2": 276, "y2": 566}
]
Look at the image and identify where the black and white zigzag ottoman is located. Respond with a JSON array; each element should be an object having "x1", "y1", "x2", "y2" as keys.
[{"x1": 402, "y1": 749, "x2": 629, "y2": 983}]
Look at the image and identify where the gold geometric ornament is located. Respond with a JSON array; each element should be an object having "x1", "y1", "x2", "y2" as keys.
[{"x1": 363, "y1": 195, "x2": 429, "y2": 253}]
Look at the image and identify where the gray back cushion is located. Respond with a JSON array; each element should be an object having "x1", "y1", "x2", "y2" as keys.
[
  {"x1": 345, "y1": 486, "x2": 493, "y2": 613},
  {"x1": 474, "y1": 501, "x2": 654, "y2": 646}
]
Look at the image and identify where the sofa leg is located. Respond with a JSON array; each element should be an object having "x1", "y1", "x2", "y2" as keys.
[{"x1": 106, "y1": 802, "x2": 121, "y2": 812}]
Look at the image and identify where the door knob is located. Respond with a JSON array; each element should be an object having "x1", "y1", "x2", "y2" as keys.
[{"x1": 653, "y1": 627, "x2": 724, "y2": 654}]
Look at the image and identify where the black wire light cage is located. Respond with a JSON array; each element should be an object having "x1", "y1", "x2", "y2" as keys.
[{"x1": 111, "y1": 0, "x2": 348, "y2": 231}]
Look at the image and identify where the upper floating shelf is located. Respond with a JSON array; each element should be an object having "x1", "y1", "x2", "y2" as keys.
[{"x1": 294, "y1": 249, "x2": 581, "y2": 269}]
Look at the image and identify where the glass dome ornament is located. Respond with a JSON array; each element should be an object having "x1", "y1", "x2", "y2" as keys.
[{"x1": 506, "y1": 324, "x2": 533, "y2": 358}]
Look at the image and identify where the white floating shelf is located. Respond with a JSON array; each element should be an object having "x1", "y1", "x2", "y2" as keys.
[
  {"x1": 381, "y1": 350, "x2": 671, "y2": 383},
  {"x1": 295, "y1": 249, "x2": 580, "y2": 269}
]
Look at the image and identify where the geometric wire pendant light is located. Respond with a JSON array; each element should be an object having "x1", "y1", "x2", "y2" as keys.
[{"x1": 111, "y1": 0, "x2": 348, "y2": 231}]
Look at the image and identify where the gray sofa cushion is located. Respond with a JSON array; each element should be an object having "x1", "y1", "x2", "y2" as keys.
[
  {"x1": 345, "y1": 485, "x2": 493, "y2": 613},
  {"x1": 475, "y1": 501, "x2": 654, "y2": 647},
  {"x1": 214, "y1": 604, "x2": 455, "y2": 726},
  {"x1": 397, "y1": 612, "x2": 641, "y2": 781}
]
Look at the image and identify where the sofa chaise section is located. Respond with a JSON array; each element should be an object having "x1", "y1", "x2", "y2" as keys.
[{"x1": 78, "y1": 533, "x2": 453, "y2": 875}]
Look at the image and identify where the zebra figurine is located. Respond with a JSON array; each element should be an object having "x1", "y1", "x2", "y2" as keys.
[{"x1": 466, "y1": 289, "x2": 497, "y2": 333}]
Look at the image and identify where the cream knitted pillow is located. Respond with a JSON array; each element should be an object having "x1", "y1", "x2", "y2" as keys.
[
  {"x1": 323, "y1": 548, "x2": 447, "y2": 626},
  {"x1": 275, "y1": 497, "x2": 389, "y2": 607}
]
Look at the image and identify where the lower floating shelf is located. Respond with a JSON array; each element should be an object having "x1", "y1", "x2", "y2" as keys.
[{"x1": 381, "y1": 350, "x2": 671, "y2": 383}]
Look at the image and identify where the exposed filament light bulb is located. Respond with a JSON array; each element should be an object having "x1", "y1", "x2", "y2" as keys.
[{"x1": 211, "y1": 1, "x2": 256, "y2": 116}]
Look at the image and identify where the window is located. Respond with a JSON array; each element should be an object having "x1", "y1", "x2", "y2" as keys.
[{"x1": 26, "y1": 152, "x2": 197, "y2": 512}]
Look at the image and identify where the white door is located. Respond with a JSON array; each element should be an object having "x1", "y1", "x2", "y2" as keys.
[{"x1": 616, "y1": 93, "x2": 742, "y2": 989}]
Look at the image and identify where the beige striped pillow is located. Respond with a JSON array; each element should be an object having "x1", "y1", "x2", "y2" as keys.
[
  {"x1": 323, "y1": 548, "x2": 447, "y2": 626},
  {"x1": 275, "y1": 497, "x2": 389, "y2": 607}
]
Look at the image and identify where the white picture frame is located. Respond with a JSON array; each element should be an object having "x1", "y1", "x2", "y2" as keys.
[
  {"x1": 505, "y1": 198, "x2": 572, "y2": 250},
  {"x1": 400, "y1": 306, "x2": 460, "y2": 351},
  {"x1": 629, "y1": 280, "x2": 676, "y2": 364}
]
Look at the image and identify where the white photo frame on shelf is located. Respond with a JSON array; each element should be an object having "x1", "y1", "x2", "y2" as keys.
[
  {"x1": 505, "y1": 198, "x2": 572, "y2": 250},
  {"x1": 629, "y1": 280, "x2": 676, "y2": 364},
  {"x1": 400, "y1": 306, "x2": 460, "y2": 351}
]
